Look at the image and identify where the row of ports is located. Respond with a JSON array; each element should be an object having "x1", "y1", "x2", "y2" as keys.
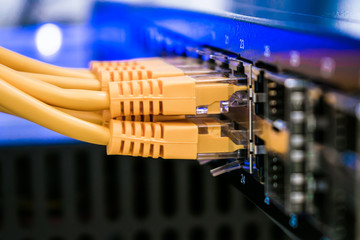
[
  {"x1": 183, "y1": 48, "x2": 359, "y2": 240},
  {"x1": 184, "y1": 48, "x2": 359, "y2": 240},
  {"x1": 252, "y1": 67, "x2": 360, "y2": 153},
  {"x1": 188, "y1": 48, "x2": 359, "y2": 177},
  {"x1": 250, "y1": 69, "x2": 358, "y2": 240},
  {"x1": 257, "y1": 146, "x2": 356, "y2": 240},
  {"x1": 184, "y1": 48, "x2": 359, "y2": 167}
]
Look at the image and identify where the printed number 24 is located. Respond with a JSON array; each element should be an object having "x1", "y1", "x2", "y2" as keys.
[{"x1": 241, "y1": 174, "x2": 246, "y2": 184}]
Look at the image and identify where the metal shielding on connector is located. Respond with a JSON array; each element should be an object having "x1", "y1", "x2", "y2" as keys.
[
  {"x1": 198, "y1": 150, "x2": 246, "y2": 163},
  {"x1": 187, "y1": 47, "x2": 255, "y2": 175},
  {"x1": 190, "y1": 117, "x2": 247, "y2": 160},
  {"x1": 194, "y1": 117, "x2": 247, "y2": 174},
  {"x1": 183, "y1": 69, "x2": 220, "y2": 75},
  {"x1": 193, "y1": 76, "x2": 247, "y2": 83},
  {"x1": 210, "y1": 160, "x2": 242, "y2": 177}
]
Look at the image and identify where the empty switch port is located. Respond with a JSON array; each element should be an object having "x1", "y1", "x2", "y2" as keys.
[
  {"x1": 267, "y1": 80, "x2": 285, "y2": 121},
  {"x1": 255, "y1": 72, "x2": 266, "y2": 118}
]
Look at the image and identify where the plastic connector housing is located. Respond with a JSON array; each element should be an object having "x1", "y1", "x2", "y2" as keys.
[
  {"x1": 91, "y1": 59, "x2": 184, "y2": 91},
  {"x1": 108, "y1": 76, "x2": 247, "y2": 118},
  {"x1": 195, "y1": 118, "x2": 245, "y2": 153},
  {"x1": 106, "y1": 118, "x2": 245, "y2": 160},
  {"x1": 90, "y1": 58, "x2": 165, "y2": 71},
  {"x1": 109, "y1": 76, "x2": 197, "y2": 118},
  {"x1": 107, "y1": 119, "x2": 198, "y2": 159},
  {"x1": 98, "y1": 66, "x2": 184, "y2": 91},
  {"x1": 195, "y1": 83, "x2": 247, "y2": 114},
  {"x1": 101, "y1": 109, "x2": 186, "y2": 126}
]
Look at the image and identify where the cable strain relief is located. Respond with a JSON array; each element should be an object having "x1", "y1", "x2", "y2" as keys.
[
  {"x1": 98, "y1": 70, "x2": 153, "y2": 91},
  {"x1": 90, "y1": 60, "x2": 139, "y2": 72},
  {"x1": 107, "y1": 120, "x2": 198, "y2": 159},
  {"x1": 108, "y1": 77, "x2": 197, "y2": 118},
  {"x1": 90, "y1": 58, "x2": 166, "y2": 72}
]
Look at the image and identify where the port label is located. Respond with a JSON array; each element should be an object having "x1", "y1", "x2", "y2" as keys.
[
  {"x1": 240, "y1": 39, "x2": 245, "y2": 49},
  {"x1": 264, "y1": 45, "x2": 271, "y2": 57},
  {"x1": 240, "y1": 174, "x2": 246, "y2": 184},
  {"x1": 290, "y1": 51, "x2": 301, "y2": 67},
  {"x1": 320, "y1": 57, "x2": 335, "y2": 77},
  {"x1": 289, "y1": 214, "x2": 298, "y2": 228},
  {"x1": 264, "y1": 193, "x2": 270, "y2": 205},
  {"x1": 225, "y1": 35, "x2": 229, "y2": 45}
]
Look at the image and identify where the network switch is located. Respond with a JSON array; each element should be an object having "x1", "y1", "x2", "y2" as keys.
[
  {"x1": 89, "y1": 2, "x2": 360, "y2": 238},
  {"x1": 182, "y1": 46, "x2": 357, "y2": 239}
]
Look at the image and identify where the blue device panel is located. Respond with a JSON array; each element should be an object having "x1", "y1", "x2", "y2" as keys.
[{"x1": 91, "y1": 1, "x2": 360, "y2": 91}]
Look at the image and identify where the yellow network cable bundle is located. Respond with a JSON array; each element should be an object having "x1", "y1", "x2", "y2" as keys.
[{"x1": 0, "y1": 47, "x2": 247, "y2": 160}]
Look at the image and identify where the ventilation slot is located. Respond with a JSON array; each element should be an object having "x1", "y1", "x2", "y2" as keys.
[
  {"x1": 243, "y1": 223, "x2": 259, "y2": 240},
  {"x1": 215, "y1": 177, "x2": 231, "y2": 213},
  {"x1": 217, "y1": 225, "x2": 233, "y2": 240},
  {"x1": 77, "y1": 234, "x2": 92, "y2": 240},
  {"x1": 103, "y1": 155, "x2": 120, "y2": 221},
  {"x1": 15, "y1": 155, "x2": 33, "y2": 227},
  {"x1": 134, "y1": 231, "x2": 151, "y2": 240},
  {"x1": 45, "y1": 152, "x2": 63, "y2": 223},
  {"x1": 162, "y1": 229, "x2": 178, "y2": 240},
  {"x1": 189, "y1": 227, "x2": 205, "y2": 240},
  {"x1": 160, "y1": 161, "x2": 176, "y2": 217},
  {"x1": 188, "y1": 165, "x2": 204, "y2": 215},
  {"x1": 133, "y1": 158, "x2": 149, "y2": 219},
  {"x1": 74, "y1": 151, "x2": 92, "y2": 222}
]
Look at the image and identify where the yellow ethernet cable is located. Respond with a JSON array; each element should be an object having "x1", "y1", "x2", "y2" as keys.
[
  {"x1": 0, "y1": 58, "x2": 245, "y2": 118},
  {"x1": 52, "y1": 107, "x2": 103, "y2": 125},
  {"x1": 0, "y1": 64, "x2": 109, "y2": 111},
  {"x1": 21, "y1": 72, "x2": 101, "y2": 90},
  {"x1": 0, "y1": 105, "x2": 103, "y2": 125},
  {"x1": 0, "y1": 47, "x2": 95, "y2": 78},
  {"x1": 108, "y1": 75, "x2": 247, "y2": 118},
  {"x1": 0, "y1": 77, "x2": 244, "y2": 160},
  {"x1": 0, "y1": 106, "x2": 15, "y2": 115},
  {"x1": 107, "y1": 117, "x2": 245, "y2": 159},
  {"x1": 0, "y1": 49, "x2": 248, "y2": 160},
  {"x1": 0, "y1": 78, "x2": 110, "y2": 145}
]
